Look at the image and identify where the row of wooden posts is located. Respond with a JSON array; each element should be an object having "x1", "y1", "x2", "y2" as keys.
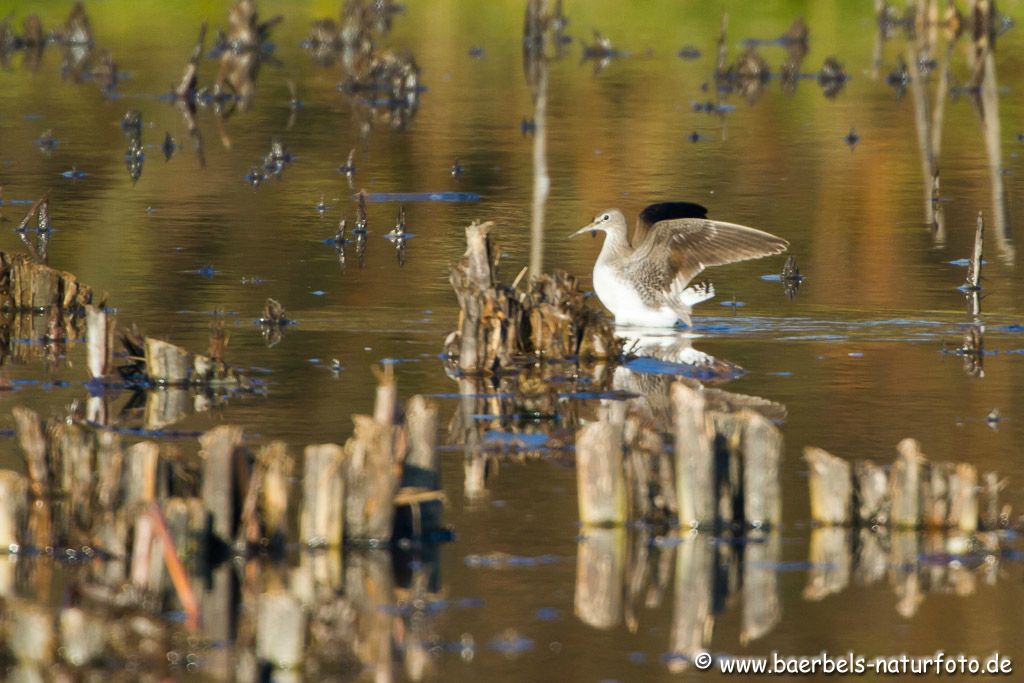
[
  {"x1": 0, "y1": 369, "x2": 443, "y2": 556},
  {"x1": 577, "y1": 382, "x2": 784, "y2": 531},
  {"x1": 576, "y1": 383, "x2": 1009, "y2": 535}
]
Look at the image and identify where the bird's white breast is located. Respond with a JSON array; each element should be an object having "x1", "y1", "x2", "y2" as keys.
[{"x1": 593, "y1": 262, "x2": 679, "y2": 327}]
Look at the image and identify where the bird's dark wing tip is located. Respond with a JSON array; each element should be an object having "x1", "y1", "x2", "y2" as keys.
[{"x1": 639, "y1": 201, "x2": 709, "y2": 227}]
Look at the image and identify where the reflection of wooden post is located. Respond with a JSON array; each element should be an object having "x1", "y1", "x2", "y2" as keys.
[
  {"x1": 257, "y1": 590, "x2": 306, "y2": 670},
  {"x1": 0, "y1": 471, "x2": 27, "y2": 550},
  {"x1": 202, "y1": 563, "x2": 236, "y2": 680},
  {"x1": 59, "y1": 607, "x2": 104, "y2": 666},
  {"x1": 668, "y1": 533, "x2": 714, "y2": 673},
  {"x1": 803, "y1": 527, "x2": 851, "y2": 601},
  {"x1": 741, "y1": 530, "x2": 781, "y2": 644},
  {"x1": 300, "y1": 444, "x2": 345, "y2": 548},
  {"x1": 854, "y1": 528, "x2": 888, "y2": 586},
  {"x1": 347, "y1": 550, "x2": 394, "y2": 681},
  {"x1": 804, "y1": 447, "x2": 851, "y2": 525},
  {"x1": 889, "y1": 530, "x2": 922, "y2": 618},
  {"x1": 574, "y1": 527, "x2": 625, "y2": 629},
  {"x1": 672, "y1": 384, "x2": 714, "y2": 529},
  {"x1": 95, "y1": 431, "x2": 123, "y2": 511},
  {"x1": 576, "y1": 421, "x2": 625, "y2": 526},
  {"x1": 8, "y1": 600, "x2": 54, "y2": 667}
]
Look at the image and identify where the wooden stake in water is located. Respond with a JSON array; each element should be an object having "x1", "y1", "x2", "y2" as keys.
[
  {"x1": 803, "y1": 446, "x2": 851, "y2": 525},
  {"x1": 200, "y1": 425, "x2": 246, "y2": 542},
  {"x1": 741, "y1": 412, "x2": 783, "y2": 529},
  {"x1": 344, "y1": 415, "x2": 397, "y2": 543},
  {"x1": 85, "y1": 305, "x2": 115, "y2": 380},
  {"x1": 300, "y1": 444, "x2": 345, "y2": 548},
  {"x1": 891, "y1": 438, "x2": 924, "y2": 528},
  {"x1": 672, "y1": 384, "x2": 715, "y2": 529}
]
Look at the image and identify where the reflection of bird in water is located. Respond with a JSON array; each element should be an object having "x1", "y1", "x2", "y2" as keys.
[
  {"x1": 571, "y1": 202, "x2": 787, "y2": 327},
  {"x1": 607, "y1": 330, "x2": 787, "y2": 430}
]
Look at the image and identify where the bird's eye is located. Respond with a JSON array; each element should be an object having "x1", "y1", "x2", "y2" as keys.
[{"x1": 601, "y1": 213, "x2": 609, "y2": 221}]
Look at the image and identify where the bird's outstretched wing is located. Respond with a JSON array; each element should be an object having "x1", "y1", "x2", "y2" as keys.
[
  {"x1": 632, "y1": 201, "x2": 709, "y2": 247},
  {"x1": 631, "y1": 216, "x2": 789, "y2": 288}
]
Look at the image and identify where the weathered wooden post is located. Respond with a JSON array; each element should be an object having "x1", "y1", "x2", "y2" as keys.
[
  {"x1": 575, "y1": 420, "x2": 625, "y2": 526},
  {"x1": 949, "y1": 463, "x2": 978, "y2": 532},
  {"x1": 891, "y1": 438, "x2": 924, "y2": 528},
  {"x1": 13, "y1": 407, "x2": 49, "y2": 496},
  {"x1": 257, "y1": 441, "x2": 293, "y2": 543},
  {"x1": 854, "y1": 459, "x2": 889, "y2": 525},
  {"x1": 344, "y1": 416, "x2": 397, "y2": 544},
  {"x1": 123, "y1": 441, "x2": 160, "y2": 508},
  {"x1": 300, "y1": 444, "x2": 345, "y2": 548},
  {"x1": 85, "y1": 305, "x2": 114, "y2": 380},
  {"x1": 672, "y1": 384, "x2": 715, "y2": 529},
  {"x1": 741, "y1": 412, "x2": 782, "y2": 528},
  {"x1": 803, "y1": 447, "x2": 852, "y2": 525},
  {"x1": 199, "y1": 425, "x2": 246, "y2": 543}
]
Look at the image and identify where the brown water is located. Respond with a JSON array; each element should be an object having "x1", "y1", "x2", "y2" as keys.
[{"x1": 1, "y1": 1, "x2": 1024, "y2": 680}]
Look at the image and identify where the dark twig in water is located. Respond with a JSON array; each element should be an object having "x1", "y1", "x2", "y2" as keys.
[
  {"x1": 781, "y1": 256, "x2": 803, "y2": 299},
  {"x1": 817, "y1": 56, "x2": 848, "y2": 98},
  {"x1": 965, "y1": 212, "x2": 984, "y2": 291}
]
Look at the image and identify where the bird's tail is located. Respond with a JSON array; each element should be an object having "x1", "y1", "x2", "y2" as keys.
[{"x1": 679, "y1": 279, "x2": 715, "y2": 306}]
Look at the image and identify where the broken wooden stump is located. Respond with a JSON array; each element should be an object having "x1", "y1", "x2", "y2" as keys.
[
  {"x1": 144, "y1": 337, "x2": 244, "y2": 386},
  {"x1": 1, "y1": 252, "x2": 92, "y2": 311},
  {"x1": 805, "y1": 440, "x2": 1002, "y2": 531},
  {"x1": 446, "y1": 220, "x2": 620, "y2": 374}
]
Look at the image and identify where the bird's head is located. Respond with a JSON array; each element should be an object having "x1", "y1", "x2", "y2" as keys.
[{"x1": 569, "y1": 209, "x2": 626, "y2": 239}]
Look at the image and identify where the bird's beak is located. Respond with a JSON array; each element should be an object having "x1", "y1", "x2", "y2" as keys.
[{"x1": 569, "y1": 222, "x2": 599, "y2": 239}]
